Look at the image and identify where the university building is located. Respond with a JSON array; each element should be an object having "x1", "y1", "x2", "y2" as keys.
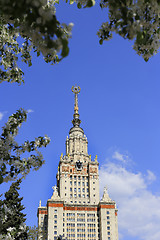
[{"x1": 37, "y1": 86, "x2": 119, "y2": 240}]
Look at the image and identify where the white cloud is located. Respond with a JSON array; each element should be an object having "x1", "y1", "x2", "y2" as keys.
[
  {"x1": 112, "y1": 151, "x2": 128, "y2": 163},
  {"x1": 0, "y1": 111, "x2": 7, "y2": 121},
  {"x1": 0, "y1": 112, "x2": 4, "y2": 120},
  {"x1": 27, "y1": 109, "x2": 34, "y2": 113},
  {"x1": 99, "y1": 157, "x2": 160, "y2": 240},
  {"x1": 146, "y1": 170, "x2": 156, "y2": 184}
]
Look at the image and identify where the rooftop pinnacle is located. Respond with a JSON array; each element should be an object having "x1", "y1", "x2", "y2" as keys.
[{"x1": 71, "y1": 85, "x2": 81, "y2": 127}]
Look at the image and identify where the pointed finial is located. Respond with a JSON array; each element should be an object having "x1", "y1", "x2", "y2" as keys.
[
  {"x1": 95, "y1": 155, "x2": 98, "y2": 162},
  {"x1": 71, "y1": 85, "x2": 81, "y2": 127},
  {"x1": 39, "y1": 200, "x2": 41, "y2": 207}
]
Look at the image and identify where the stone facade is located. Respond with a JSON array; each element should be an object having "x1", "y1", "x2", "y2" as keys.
[{"x1": 37, "y1": 86, "x2": 118, "y2": 240}]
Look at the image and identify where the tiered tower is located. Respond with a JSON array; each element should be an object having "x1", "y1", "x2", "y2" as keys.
[{"x1": 38, "y1": 86, "x2": 118, "y2": 240}]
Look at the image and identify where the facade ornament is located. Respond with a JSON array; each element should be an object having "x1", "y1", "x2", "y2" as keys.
[
  {"x1": 60, "y1": 153, "x2": 63, "y2": 160},
  {"x1": 95, "y1": 155, "x2": 98, "y2": 162},
  {"x1": 51, "y1": 185, "x2": 60, "y2": 200},
  {"x1": 89, "y1": 155, "x2": 91, "y2": 160},
  {"x1": 39, "y1": 200, "x2": 41, "y2": 207},
  {"x1": 101, "y1": 185, "x2": 112, "y2": 202}
]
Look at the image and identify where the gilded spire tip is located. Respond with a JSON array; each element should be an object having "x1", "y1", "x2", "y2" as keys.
[{"x1": 71, "y1": 85, "x2": 81, "y2": 127}]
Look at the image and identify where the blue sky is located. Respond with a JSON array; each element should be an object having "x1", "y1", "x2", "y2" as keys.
[{"x1": 1, "y1": 2, "x2": 160, "y2": 240}]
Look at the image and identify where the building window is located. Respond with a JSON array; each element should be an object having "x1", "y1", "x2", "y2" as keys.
[
  {"x1": 65, "y1": 193, "x2": 67, "y2": 196},
  {"x1": 70, "y1": 169, "x2": 72, "y2": 173},
  {"x1": 54, "y1": 231, "x2": 57, "y2": 235},
  {"x1": 86, "y1": 182, "x2": 88, "y2": 186},
  {"x1": 108, "y1": 232, "x2": 110, "y2": 235},
  {"x1": 107, "y1": 216, "x2": 110, "y2": 219},
  {"x1": 54, "y1": 215, "x2": 57, "y2": 218},
  {"x1": 82, "y1": 188, "x2": 85, "y2": 192},
  {"x1": 74, "y1": 181, "x2": 76, "y2": 186},
  {"x1": 70, "y1": 181, "x2": 72, "y2": 185},
  {"x1": 108, "y1": 237, "x2": 110, "y2": 240},
  {"x1": 65, "y1": 187, "x2": 67, "y2": 189},
  {"x1": 107, "y1": 211, "x2": 110, "y2": 214},
  {"x1": 74, "y1": 194, "x2": 76, "y2": 197},
  {"x1": 93, "y1": 194, "x2": 95, "y2": 197},
  {"x1": 74, "y1": 188, "x2": 76, "y2": 192},
  {"x1": 78, "y1": 176, "x2": 81, "y2": 180},
  {"x1": 54, "y1": 226, "x2": 57, "y2": 229},
  {"x1": 82, "y1": 176, "x2": 85, "y2": 180},
  {"x1": 93, "y1": 188, "x2": 95, "y2": 190},
  {"x1": 74, "y1": 176, "x2": 76, "y2": 179},
  {"x1": 78, "y1": 182, "x2": 81, "y2": 186},
  {"x1": 54, "y1": 209, "x2": 57, "y2": 213},
  {"x1": 107, "y1": 226, "x2": 110, "y2": 230},
  {"x1": 82, "y1": 182, "x2": 85, "y2": 186},
  {"x1": 87, "y1": 188, "x2": 89, "y2": 192},
  {"x1": 54, "y1": 220, "x2": 57, "y2": 224},
  {"x1": 93, "y1": 182, "x2": 95, "y2": 184},
  {"x1": 78, "y1": 188, "x2": 80, "y2": 192},
  {"x1": 70, "y1": 194, "x2": 72, "y2": 197},
  {"x1": 70, "y1": 176, "x2": 72, "y2": 179},
  {"x1": 107, "y1": 221, "x2": 110, "y2": 224},
  {"x1": 78, "y1": 194, "x2": 81, "y2": 197},
  {"x1": 70, "y1": 188, "x2": 72, "y2": 192}
]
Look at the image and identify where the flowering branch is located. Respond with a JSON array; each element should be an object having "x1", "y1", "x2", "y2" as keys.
[{"x1": 0, "y1": 109, "x2": 50, "y2": 184}]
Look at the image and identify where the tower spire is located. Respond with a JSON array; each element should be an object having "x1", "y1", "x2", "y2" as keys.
[{"x1": 71, "y1": 85, "x2": 81, "y2": 127}]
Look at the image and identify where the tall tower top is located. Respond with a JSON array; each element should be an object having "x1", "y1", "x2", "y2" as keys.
[{"x1": 71, "y1": 85, "x2": 81, "y2": 127}]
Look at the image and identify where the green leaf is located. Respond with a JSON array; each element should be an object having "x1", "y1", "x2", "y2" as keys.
[
  {"x1": 70, "y1": 0, "x2": 74, "y2": 4},
  {"x1": 0, "y1": 174, "x2": 3, "y2": 184},
  {"x1": 61, "y1": 40, "x2": 69, "y2": 57},
  {"x1": 77, "y1": 2, "x2": 82, "y2": 8},
  {"x1": 99, "y1": 39, "x2": 103, "y2": 45},
  {"x1": 85, "y1": 0, "x2": 95, "y2": 8}
]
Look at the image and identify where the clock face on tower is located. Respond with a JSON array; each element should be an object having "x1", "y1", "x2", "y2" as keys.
[{"x1": 76, "y1": 160, "x2": 83, "y2": 171}]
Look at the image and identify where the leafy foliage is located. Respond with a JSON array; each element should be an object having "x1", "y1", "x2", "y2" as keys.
[
  {"x1": 0, "y1": 0, "x2": 73, "y2": 84},
  {"x1": 1, "y1": 0, "x2": 160, "y2": 86},
  {"x1": 0, "y1": 179, "x2": 28, "y2": 240},
  {"x1": 27, "y1": 226, "x2": 38, "y2": 240},
  {"x1": 97, "y1": 0, "x2": 160, "y2": 61},
  {"x1": 0, "y1": 108, "x2": 50, "y2": 184}
]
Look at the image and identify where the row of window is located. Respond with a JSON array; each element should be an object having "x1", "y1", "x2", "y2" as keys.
[
  {"x1": 63, "y1": 223, "x2": 97, "y2": 228},
  {"x1": 67, "y1": 223, "x2": 75, "y2": 227},
  {"x1": 67, "y1": 228, "x2": 75, "y2": 232},
  {"x1": 70, "y1": 200, "x2": 90, "y2": 203},
  {"x1": 70, "y1": 176, "x2": 88, "y2": 180},
  {"x1": 70, "y1": 187, "x2": 89, "y2": 192},
  {"x1": 62, "y1": 213, "x2": 96, "y2": 217},
  {"x1": 69, "y1": 193, "x2": 89, "y2": 198},
  {"x1": 70, "y1": 181, "x2": 89, "y2": 186}
]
